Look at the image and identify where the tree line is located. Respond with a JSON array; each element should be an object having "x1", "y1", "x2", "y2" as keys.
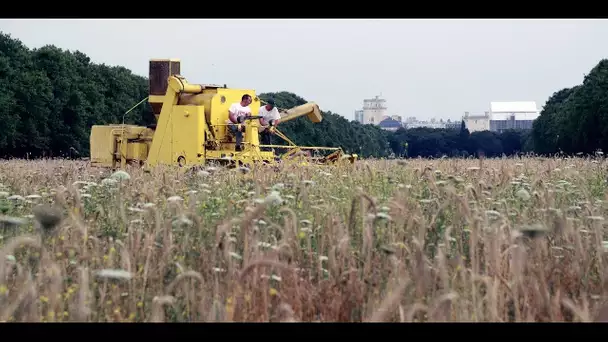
[{"x1": 0, "y1": 32, "x2": 605, "y2": 159}]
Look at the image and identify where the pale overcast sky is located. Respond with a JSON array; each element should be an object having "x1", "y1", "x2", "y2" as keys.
[{"x1": 1, "y1": 19, "x2": 608, "y2": 122}]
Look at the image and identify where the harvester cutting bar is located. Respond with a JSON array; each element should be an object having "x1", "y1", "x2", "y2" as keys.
[{"x1": 259, "y1": 145, "x2": 341, "y2": 151}]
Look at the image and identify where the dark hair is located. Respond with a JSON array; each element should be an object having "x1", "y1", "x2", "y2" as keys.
[{"x1": 241, "y1": 94, "x2": 251, "y2": 101}]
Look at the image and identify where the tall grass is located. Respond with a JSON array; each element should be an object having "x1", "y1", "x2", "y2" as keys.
[{"x1": 0, "y1": 156, "x2": 607, "y2": 322}]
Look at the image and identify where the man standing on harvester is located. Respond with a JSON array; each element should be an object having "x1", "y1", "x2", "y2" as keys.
[
  {"x1": 227, "y1": 94, "x2": 253, "y2": 151},
  {"x1": 258, "y1": 98, "x2": 281, "y2": 151}
]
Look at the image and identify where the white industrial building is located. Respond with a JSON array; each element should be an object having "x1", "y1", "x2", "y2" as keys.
[
  {"x1": 488, "y1": 101, "x2": 539, "y2": 133},
  {"x1": 463, "y1": 101, "x2": 539, "y2": 133}
]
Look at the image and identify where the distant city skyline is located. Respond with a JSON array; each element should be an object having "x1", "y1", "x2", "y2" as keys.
[{"x1": 1, "y1": 19, "x2": 606, "y2": 121}]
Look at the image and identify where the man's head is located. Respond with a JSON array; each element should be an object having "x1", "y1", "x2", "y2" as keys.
[
  {"x1": 240, "y1": 94, "x2": 252, "y2": 106},
  {"x1": 265, "y1": 98, "x2": 275, "y2": 111}
]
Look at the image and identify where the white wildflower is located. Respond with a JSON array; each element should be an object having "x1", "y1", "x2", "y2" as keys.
[
  {"x1": 167, "y1": 196, "x2": 183, "y2": 203},
  {"x1": 110, "y1": 170, "x2": 131, "y2": 181},
  {"x1": 172, "y1": 215, "x2": 194, "y2": 228},
  {"x1": 229, "y1": 252, "x2": 242, "y2": 260},
  {"x1": 197, "y1": 170, "x2": 210, "y2": 178},
  {"x1": 257, "y1": 242, "x2": 272, "y2": 248},
  {"x1": 376, "y1": 212, "x2": 391, "y2": 220},
  {"x1": 95, "y1": 269, "x2": 133, "y2": 280},
  {"x1": 516, "y1": 189, "x2": 531, "y2": 201},
  {"x1": 101, "y1": 178, "x2": 118, "y2": 186},
  {"x1": 265, "y1": 191, "x2": 283, "y2": 206},
  {"x1": 485, "y1": 210, "x2": 501, "y2": 218},
  {"x1": 0, "y1": 216, "x2": 27, "y2": 225}
]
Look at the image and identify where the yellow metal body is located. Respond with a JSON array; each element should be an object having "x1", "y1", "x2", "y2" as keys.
[
  {"x1": 89, "y1": 58, "x2": 357, "y2": 170},
  {"x1": 90, "y1": 125, "x2": 153, "y2": 168}
]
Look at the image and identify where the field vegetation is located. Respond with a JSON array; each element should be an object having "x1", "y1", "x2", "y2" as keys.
[{"x1": 1, "y1": 156, "x2": 608, "y2": 322}]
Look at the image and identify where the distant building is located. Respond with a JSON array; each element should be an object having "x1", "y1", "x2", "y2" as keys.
[
  {"x1": 405, "y1": 116, "x2": 417, "y2": 124},
  {"x1": 463, "y1": 101, "x2": 539, "y2": 133},
  {"x1": 354, "y1": 95, "x2": 388, "y2": 125},
  {"x1": 406, "y1": 121, "x2": 446, "y2": 129},
  {"x1": 378, "y1": 117, "x2": 403, "y2": 131},
  {"x1": 444, "y1": 119, "x2": 461, "y2": 130},
  {"x1": 354, "y1": 110, "x2": 364, "y2": 123},
  {"x1": 463, "y1": 111, "x2": 490, "y2": 133},
  {"x1": 488, "y1": 101, "x2": 539, "y2": 133}
]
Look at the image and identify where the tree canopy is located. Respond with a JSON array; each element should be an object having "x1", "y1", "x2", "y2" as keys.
[
  {"x1": 0, "y1": 31, "x2": 606, "y2": 159},
  {"x1": 531, "y1": 60, "x2": 608, "y2": 156},
  {"x1": 0, "y1": 32, "x2": 152, "y2": 158}
]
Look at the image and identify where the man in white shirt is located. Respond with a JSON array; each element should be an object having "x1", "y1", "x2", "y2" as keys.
[
  {"x1": 227, "y1": 94, "x2": 253, "y2": 151},
  {"x1": 258, "y1": 98, "x2": 281, "y2": 151}
]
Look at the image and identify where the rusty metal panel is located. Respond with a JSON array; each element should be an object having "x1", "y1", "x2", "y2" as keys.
[
  {"x1": 170, "y1": 60, "x2": 181, "y2": 76},
  {"x1": 149, "y1": 60, "x2": 169, "y2": 96}
]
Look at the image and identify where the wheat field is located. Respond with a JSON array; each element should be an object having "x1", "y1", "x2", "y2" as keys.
[{"x1": 0, "y1": 157, "x2": 607, "y2": 322}]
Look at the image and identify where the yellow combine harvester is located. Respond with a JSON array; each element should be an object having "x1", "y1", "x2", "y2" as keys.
[{"x1": 89, "y1": 58, "x2": 357, "y2": 170}]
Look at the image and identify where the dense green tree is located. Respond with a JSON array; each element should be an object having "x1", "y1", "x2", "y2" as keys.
[
  {"x1": 529, "y1": 59, "x2": 608, "y2": 156},
  {"x1": 0, "y1": 32, "x2": 151, "y2": 158},
  {"x1": 531, "y1": 86, "x2": 579, "y2": 155}
]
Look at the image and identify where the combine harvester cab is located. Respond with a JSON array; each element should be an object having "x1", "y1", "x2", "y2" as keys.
[{"x1": 89, "y1": 58, "x2": 358, "y2": 171}]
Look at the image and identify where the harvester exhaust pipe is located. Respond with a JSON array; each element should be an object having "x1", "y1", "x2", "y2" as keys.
[{"x1": 148, "y1": 59, "x2": 181, "y2": 121}]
